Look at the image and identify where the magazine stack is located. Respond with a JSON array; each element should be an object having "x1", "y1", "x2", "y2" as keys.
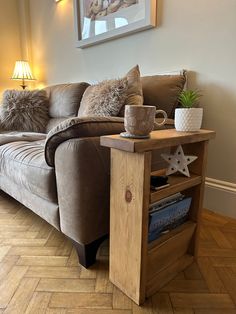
[{"x1": 148, "y1": 193, "x2": 192, "y2": 242}]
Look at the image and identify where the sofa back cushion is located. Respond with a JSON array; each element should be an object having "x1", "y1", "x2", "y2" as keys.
[
  {"x1": 141, "y1": 72, "x2": 186, "y2": 118},
  {"x1": 45, "y1": 83, "x2": 90, "y2": 119},
  {"x1": 45, "y1": 118, "x2": 69, "y2": 133}
]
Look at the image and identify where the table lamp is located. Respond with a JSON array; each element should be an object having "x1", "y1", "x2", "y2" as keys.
[{"x1": 11, "y1": 61, "x2": 35, "y2": 89}]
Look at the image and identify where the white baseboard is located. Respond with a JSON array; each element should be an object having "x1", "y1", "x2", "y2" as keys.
[{"x1": 204, "y1": 177, "x2": 236, "y2": 219}]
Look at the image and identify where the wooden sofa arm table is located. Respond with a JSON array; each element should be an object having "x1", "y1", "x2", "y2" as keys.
[{"x1": 100, "y1": 129, "x2": 216, "y2": 305}]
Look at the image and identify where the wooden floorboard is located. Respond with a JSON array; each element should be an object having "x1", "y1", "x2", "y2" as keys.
[{"x1": 0, "y1": 194, "x2": 236, "y2": 313}]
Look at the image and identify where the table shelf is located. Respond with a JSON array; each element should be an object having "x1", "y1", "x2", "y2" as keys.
[{"x1": 150, "y1": 170, "x2": 202, "y2": 204}]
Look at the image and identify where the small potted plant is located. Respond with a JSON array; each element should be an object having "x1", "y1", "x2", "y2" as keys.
[{"x1": 175, "y1": 90, "x2": 203, "y2": 132}]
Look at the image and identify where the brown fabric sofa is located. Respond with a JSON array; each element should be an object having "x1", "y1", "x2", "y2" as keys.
[{"x1": 0, "y1": 73, "x2": 186, "y2": 267}]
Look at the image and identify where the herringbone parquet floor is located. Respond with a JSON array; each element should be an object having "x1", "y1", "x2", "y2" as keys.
[{"x1": 0, "y1": 191, "x2": 236, "y2": 314}]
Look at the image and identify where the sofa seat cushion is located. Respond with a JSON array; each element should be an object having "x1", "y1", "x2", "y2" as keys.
[
  {"x1": 0, "y1": 132, "x2": 46, "y2": 146},
  {"x1": 0, "y1": 140, "x2": 57, "y2": 202}
]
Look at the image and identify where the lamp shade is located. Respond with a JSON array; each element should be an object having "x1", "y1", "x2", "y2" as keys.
[{"x1": 11, "y1": 61, "x2": 35, "y2": 81}]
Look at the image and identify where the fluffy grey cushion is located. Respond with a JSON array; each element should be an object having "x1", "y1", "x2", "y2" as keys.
[
  {"x1": 78, "y1": 79, "x2": 128, "y2": 117},
  {"x1": 78, "y1": 65, "x2": 143, "y2": 117},
  {"x1": 0, "y1": 90, "x2": 49, "y2": 133}
]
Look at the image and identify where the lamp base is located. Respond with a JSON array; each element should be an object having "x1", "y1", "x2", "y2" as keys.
[{"x1": 20, "y1": 84, "x2": 27, "y2": 90}]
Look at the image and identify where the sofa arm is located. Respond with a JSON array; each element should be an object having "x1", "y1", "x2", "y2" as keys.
[
  {"x1": 54, "y1": 121, "x2": 174, "y2": 245},
  {"x1": 45, "y1": 116, "x2": 125, "y2": 167},
  {"x1": 54, "y1": 137, "x2": 110, "y2": 245}
]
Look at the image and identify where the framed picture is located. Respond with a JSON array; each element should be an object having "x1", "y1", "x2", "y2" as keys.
[{"x1": 73, "y1": 0, "x2": 157, "y2": 48}]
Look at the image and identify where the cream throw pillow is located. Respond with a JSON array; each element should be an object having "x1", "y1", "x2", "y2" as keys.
[{"x1": 78, "y1": 65, "x2": 143, "y2": 117}]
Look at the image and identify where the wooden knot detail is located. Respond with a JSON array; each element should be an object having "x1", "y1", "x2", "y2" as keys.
[{"x1": 125, "y1": 189, "x2": 132, "y2": 203}]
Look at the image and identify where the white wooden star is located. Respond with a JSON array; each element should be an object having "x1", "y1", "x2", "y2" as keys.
[{"x1": 161, "y1": 145, "x2": 198, "y2": 177}]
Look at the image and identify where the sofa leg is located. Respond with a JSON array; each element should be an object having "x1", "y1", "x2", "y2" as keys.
[{"x1": 72, "y1": 235, "x2": 108, "y2": 268}]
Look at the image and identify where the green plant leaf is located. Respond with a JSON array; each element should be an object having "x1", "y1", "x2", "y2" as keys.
[{"x1": 178, "y1": 90, "x2": 202, "y2": 108}]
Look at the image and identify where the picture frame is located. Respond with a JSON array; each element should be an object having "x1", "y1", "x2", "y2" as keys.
[{"x1": 73, "y1": 0, "x2": 157, "y2": 48}]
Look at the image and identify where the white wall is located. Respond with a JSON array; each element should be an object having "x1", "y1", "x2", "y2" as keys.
[
  {"x1": 29, "y1": 0, "x2": 236, "y2": 217},
  {"x1": 0, "y1": 0, "x2": 22, "y2": 94}
]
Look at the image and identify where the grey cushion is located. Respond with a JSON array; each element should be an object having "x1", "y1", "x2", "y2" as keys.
[
  {"x1": 45, "y1": 83, "x2": 90, "y2": 118},
  {"x1": 0, "y1": 140, "x2": 57, "y2": 202},
  {"x1": 0, "y1": 90, "x2": 49, "y2": 133}
]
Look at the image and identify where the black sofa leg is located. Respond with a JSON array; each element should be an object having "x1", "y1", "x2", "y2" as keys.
[{"x1": 72, "y1": 235, "x2": 108, "y2": 268}]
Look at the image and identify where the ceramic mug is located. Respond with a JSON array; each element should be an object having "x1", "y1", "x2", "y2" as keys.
[{"x1": 124, "y1": 105, "x2": 167, "y2": 137}]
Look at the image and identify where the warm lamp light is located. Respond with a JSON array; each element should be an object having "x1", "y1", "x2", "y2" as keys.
[{"x1": 11, "y1": 61, "x2": 35, "y2": 90}]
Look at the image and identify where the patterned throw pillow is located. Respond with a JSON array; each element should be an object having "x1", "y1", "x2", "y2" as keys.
[
  {"x1": 0, "y1": 89, "x2": 49, "y2": 133},
  {"x1": 78, "y1": 65, "x2": 143, "y2": 117}
]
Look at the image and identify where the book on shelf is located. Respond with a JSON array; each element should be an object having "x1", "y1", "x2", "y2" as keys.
[
  {"x1": 148, "y1": 216, "x2": 188, "y2": 242},
  {"x1": 148, "y1": 196, "x2": 192, "y2": 243},
  {"x1": 150, "y1": 183, "x2": 170, "y2": 191},
  {"x1": 149, "y1": 192, "x2": 184, "y2": 213}
]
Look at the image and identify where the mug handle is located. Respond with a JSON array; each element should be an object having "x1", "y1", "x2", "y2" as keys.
[{"x1": 154, "y1": 109, "x2": 168, "y2": 127}]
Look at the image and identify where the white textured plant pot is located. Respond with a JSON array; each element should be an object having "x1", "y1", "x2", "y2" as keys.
[{"x1": 175, "y1": 108, "x2": 203, "y2": 132}]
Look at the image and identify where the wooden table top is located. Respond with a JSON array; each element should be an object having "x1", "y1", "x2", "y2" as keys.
[{"x1": 100, "y1": 129, "x2": 216, "y2": 153}]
